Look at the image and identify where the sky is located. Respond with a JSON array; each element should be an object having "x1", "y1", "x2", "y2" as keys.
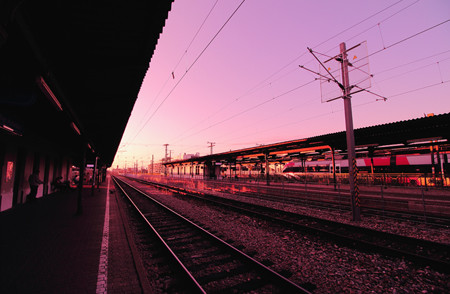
[{"x1": 112, "y1": 0, "x2": 450, "y2": 169}]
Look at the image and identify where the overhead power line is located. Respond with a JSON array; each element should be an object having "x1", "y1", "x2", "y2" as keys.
[
  {"x1": 172, "y1": 0, "x2": 220, "y2": 74},
  {"x1": 129, "y1": 0, "x2": 247, "y2": 145},
  {"x1": 355, "y1": 19, "x2": 450, "y2": 63},
  {"x1": 388, "y1": 79, "x2": 450, "y2": 98},
  {"x1": 171, "y1": 79, "x2": 317, "y2": 145},
  {"x1": 218, "y1": 78, "x2": 450, "y2": 147},
  {"x1": 375, "y1": 56, "x2": 450, "y2": 84},
  {"x1": 129, "y1": 0, "x2": 220, "y2": 143},
  {"x1": 342, "y1": 0, "x2": 421, "y2": 47},
  {"x1": 375, "y1": 49, "x2": 450, "y2": 75},
  {"x1": 168, "y1": 0, "x2": 413, "y2": 145},
  {"x1": 127, "y1": 1, "x2": 446, "y2": 158},
  {"x1": 172, "y1": 12, "x2": 447, "y2": 150}
]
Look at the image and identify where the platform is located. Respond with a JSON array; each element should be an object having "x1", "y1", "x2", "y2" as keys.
[{"x1": 0, "y1": 175, "x2": 145, "y2": 294}]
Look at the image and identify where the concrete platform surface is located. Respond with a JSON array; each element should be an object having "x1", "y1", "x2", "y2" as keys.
[{"x1": 0, "y1": 175, "x2": 143, "y2": 294}]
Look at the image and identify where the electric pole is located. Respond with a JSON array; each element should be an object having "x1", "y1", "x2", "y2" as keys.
[
  {"x1": 163, "y1": 144, "x2": 169, "y2": 176},
  {"x1": 299, "y1": 41, "x2": 374, "y2": 222},
  {"x1": 340, "y1": 42, "x2": 361, "y2": 221},
  {"x1": 207, "y1": 142, "x2": 215, "y2": 155}
]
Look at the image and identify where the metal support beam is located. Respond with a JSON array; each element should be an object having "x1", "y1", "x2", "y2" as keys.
[
  {"x1": 76, "y1": 147, "x2": 86, "y2": 215},
  {"x1": 330, "y1": 146, "x2": 337, "y2": 190},
  {"x1": 341, "y1": 42, "x2": 361, "y2": 221}
]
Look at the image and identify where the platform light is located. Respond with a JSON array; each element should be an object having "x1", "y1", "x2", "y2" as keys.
[
  {"x1": 70, "y1": 122, "x2": 81, "y2": 135},
  {"x1": 376, "y1": 143, "x2": 404, "y2": 149},
  {"x1": 36, "y1": 76, "x2": 63, "y2": 111},
  {"x1": 87, "y1": 143, "x2": 95, "y2": 153},
  {"x1": 0, "y1": 124, "x2": 22, "y2": 136},
  {"x1": 407, "y1": 137, "x2": 443, "y2": 145}
]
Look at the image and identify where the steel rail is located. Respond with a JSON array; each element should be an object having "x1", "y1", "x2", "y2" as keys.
[
  {"x1": 113, "y1": 176, "x2": 311, "y2": 293},
  {"x1": 158, "y1": 177, "x2": 450, "y2": 226},
  {"x1": 112, "y1": 176, "x2": 207, "y2": 293},
  {"x1": 128, "y1": 176, "x2": 450, "y2": 274}
]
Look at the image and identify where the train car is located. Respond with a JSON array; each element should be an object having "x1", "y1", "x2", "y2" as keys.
[
  {"x1": 283, "y1": 154, "x2": 436, "y2": 173},
  {"x1": 282, "y1": 154, "x2": 449, "y2": 187}
]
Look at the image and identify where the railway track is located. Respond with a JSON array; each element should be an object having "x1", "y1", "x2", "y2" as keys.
[
  {"x1": 160, "y1": 178, "x2": 450, "y2": 226},
  {"x1": 208, "y1": 180, "x2": 450, "y2": 226},
  {"x1": 230, "y1": 184, "x2": 450, "y2": 226},
  {"x1": 113, "y1": 176, "x2": 311, "y2": 293},
  {"x1": 127, "y1": 177, "x2": 450, "y2": 274}
]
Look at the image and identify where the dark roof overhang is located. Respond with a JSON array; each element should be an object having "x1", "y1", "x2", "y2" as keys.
[{"x1": 0, "y1": 1, "x2": 173, "y2": 167}]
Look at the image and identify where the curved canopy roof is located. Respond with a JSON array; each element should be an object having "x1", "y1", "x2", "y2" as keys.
[{"x1": 166, "y1": 113, "x2": 450, "y2": 166}]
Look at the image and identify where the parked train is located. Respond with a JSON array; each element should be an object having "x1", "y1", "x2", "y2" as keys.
[
  {"x1": 282, "y1": 154, "x2": 449, "y2": 186},
  {"x1": 282, "y1": 153, "x2": 450, "y2": 173},
  {"x1": 282, "y1": 154, "x2": 445, "y2": 173}
]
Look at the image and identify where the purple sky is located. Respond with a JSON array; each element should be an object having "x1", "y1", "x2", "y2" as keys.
[{"x1": 112, "y1": 0, "x2": 450, "y2": 169}]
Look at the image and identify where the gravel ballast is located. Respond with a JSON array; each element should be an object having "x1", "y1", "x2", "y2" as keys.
[{"x1": 125, "y1": 180, "x2": 450, "y2": 293}]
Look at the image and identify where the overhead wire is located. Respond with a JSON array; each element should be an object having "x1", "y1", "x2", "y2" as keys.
[
  {"x1": 129, "y1": 0, "x2": 246, "y2": 145},
  {"x1": 182, "y1": 17, "x2": 446, "y2": 147},
  {"x1": 374, "y1": 56, "x2": 450, "y2": 84},
  {"x1": 172, "y1": 0, "x2": 220, "y2": 74},
  {"x1": 184, "y1": 2, "x2": 444, "y2": 153},
  {"x1": 167, "y1": 65, "x2": 302, "y2": 144},
  {"x1": 217, "y1": 51, "x2": 450, "y2": 148},
  {"x1": 171, "y1": 79, "x2": 317, "y2": 145},
  {"x1": 301, "y1": 0, "x2": 423, "y2": 78},
  {"x1": 342, "y1": 0, "x2": 421, "y2": 48},
  {"x1": 299, "y1": 0, "x2": 417, "y2": 69},
  {"x1": 219, "y1": 98, "x2": 317, "y2": 145},
  {"x1": 133, "y1": 0, "x2": 446, "y2": 158},
  {"x1": 299, "y1": 0, "x2": 423, "y2": 85},
  {"x1": 374, "y1": 49, "x2": 450, "y2": 75},
  {"x1": 388, "y1": 79, "x2": 450, "y2": 98},
  {"x1": 169, "y1": 75, "x2": 450, "y2": 156},
  {"x1": 125, "y1": 0, "x2": 220, "y2": 145},
  {"x1": 354, "y1": 19, "x2": 450, "y2": 64},
  {"x1": 211, "y1": 91, "x2": 319, "y2": 145},
  {"x1": 217, "y1": 78, "x2": 450, "y2": 150},
  {"x1": 168, "y1": 0, "x2": 410, "y2": 145}
]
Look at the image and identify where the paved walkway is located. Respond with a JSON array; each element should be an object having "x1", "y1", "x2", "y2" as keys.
[{"x1": 0, "y1": 175, "x2": 144, "y2": 294}]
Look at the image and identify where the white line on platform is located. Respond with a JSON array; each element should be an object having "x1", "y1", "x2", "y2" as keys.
[{"x1": 96, "y1": 176, "x2": 111, "y2": 294}]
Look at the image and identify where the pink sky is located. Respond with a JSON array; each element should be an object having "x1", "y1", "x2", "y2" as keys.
[{"x1": 113, "y1": 0, "x2": 450, "y2": 169}]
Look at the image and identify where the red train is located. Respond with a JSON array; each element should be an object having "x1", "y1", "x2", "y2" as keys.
[{"x1": 282, "y1": 154, "x2": 449, "y2": 187}]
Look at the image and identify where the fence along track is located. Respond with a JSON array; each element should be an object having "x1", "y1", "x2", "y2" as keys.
[{"x1": 113, "y1": 176, "x2": 311, "y2": 293}]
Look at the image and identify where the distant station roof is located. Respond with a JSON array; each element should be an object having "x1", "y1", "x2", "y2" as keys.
[
  {"x1": 166, "y1": 113, "x2": 450, "y2": 166},
  {"x1": 0, "y1": 1, "x2": 173, "y2": 167}
]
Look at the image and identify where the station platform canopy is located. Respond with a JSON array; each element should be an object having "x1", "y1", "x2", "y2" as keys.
[
  {"x1": 165, "y1": 113, "x2": 450, "y2": 166},
  {"x1": 0, "y1": 1, "x2": 173, "y2": 167}
]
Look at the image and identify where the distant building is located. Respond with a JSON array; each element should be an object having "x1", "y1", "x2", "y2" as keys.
[
  {"x1": 148, "y1": 162, "x2": 164, "y2": 174},
  {"x1": 183, "y1": 152, "x2": 200, "y2": 160}
]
